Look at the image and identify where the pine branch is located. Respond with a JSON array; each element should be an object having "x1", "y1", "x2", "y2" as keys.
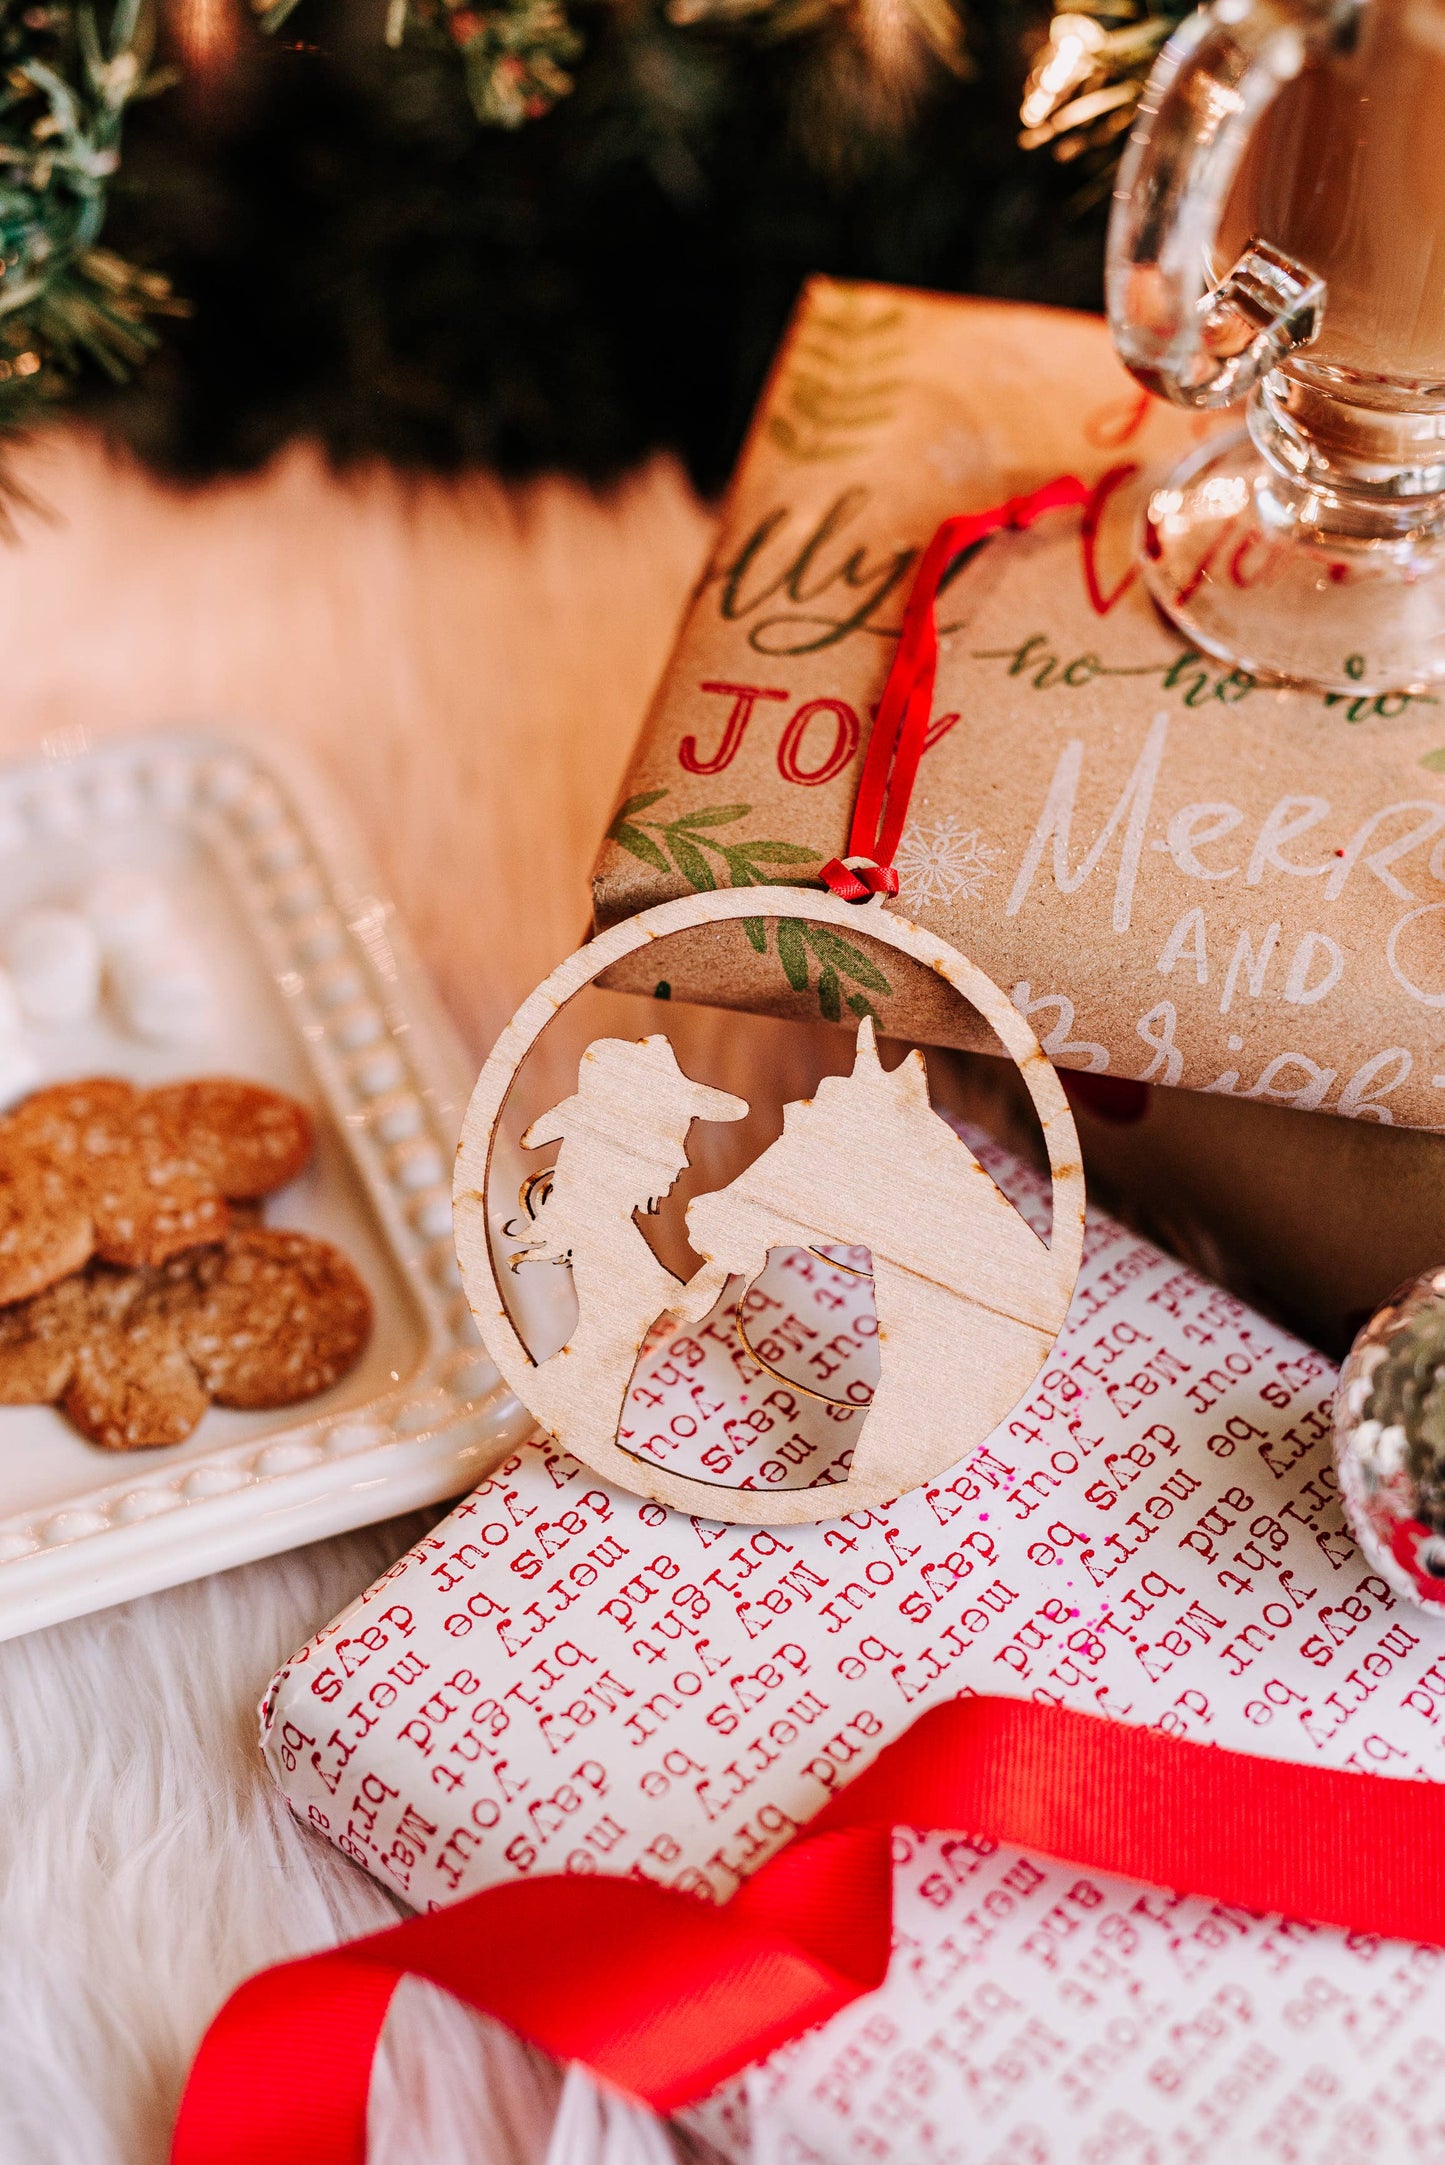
[
  {"x1": 266, "y1": 0, "x2": 971, "y2": 152},
  {"x1": 1019, "y1": 0, "x2": 1189, "y2": 209},
  {"x1": 0, "y1": 1, "x2": 183, "y2": 521}
]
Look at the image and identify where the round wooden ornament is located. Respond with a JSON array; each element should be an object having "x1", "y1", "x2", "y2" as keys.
[{"x1": 453, "y1": 886, "x2": 1085, "y2": 1525}]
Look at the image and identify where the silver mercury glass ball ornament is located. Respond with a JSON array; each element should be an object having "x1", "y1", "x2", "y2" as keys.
[{"x1": 1335, "y1": 1269, "x2": 1445, "y2": 1613}]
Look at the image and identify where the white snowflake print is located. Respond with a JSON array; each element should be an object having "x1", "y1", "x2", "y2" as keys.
[{"x1": 893, "y1": 817, "x2": 999, "y2": 909}]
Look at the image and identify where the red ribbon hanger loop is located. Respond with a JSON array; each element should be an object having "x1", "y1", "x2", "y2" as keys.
[{"x1": 819, "y1": 475, "x2": 1090, "y2": 905}]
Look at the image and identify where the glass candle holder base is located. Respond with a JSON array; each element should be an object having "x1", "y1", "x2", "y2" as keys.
[{"x1": 1141, "y1": 427, "x2": 1445, "y2": 698}]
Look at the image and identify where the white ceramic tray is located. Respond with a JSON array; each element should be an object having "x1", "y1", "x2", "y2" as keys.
[{"x1": 0, "y1": 727, "x2": 537, "y2": 1642}]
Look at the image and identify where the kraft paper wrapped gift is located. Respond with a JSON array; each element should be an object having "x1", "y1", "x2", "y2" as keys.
[
  {"x1": 263, "y1": 1126, "x2": 1445, "y2": 2161},
  {"x1": 589, "y1": 277, "x2": 1445, "y2": 1349}
]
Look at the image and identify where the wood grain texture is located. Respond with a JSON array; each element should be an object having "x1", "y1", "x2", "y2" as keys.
[
  {"x1": 514, "y1": 1033, "x2": 748, "y2": 1478},
  {"x1": 454, "y1": 886, "x2": 1084, "y2": 1524},
  {"x1": 0, "y1": 430, "x2": 712, "y2": 1059}
]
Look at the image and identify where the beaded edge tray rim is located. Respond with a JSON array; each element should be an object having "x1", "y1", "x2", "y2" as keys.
[{"x1": 0, "y1": 724, "x2": 539, "y2": 1644}]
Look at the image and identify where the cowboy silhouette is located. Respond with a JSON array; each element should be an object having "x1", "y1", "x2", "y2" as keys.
[{"x1": 515, "y1": 1036, "x2": 746, "y2": 1462}]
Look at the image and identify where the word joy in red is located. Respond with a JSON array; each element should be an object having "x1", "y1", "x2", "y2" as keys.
[{"x1": 678, "y1": 680, "x2": 960, "y2": 783}]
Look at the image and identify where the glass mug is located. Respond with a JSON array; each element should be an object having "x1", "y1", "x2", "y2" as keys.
[{"x1": 1108, "y1": 0, "x2": 1445, "y2": 693}]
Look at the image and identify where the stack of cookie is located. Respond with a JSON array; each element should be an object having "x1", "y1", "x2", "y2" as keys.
[{"x1": 0, "y1": 1078, "x2": 371, "y2": 1449}]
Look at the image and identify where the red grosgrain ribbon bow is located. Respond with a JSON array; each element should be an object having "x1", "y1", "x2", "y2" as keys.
[
  {"x1": 819, "y1": 475, "x2": 1090, "y2": 904},
  {"x1": 174, "y1": 1694, "x2": 1445, "y2": 2165}
]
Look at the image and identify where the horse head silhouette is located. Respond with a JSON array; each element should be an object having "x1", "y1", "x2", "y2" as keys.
[{"x1": 678, "y1": 1015, "x2": 1064, "y2": 1497}]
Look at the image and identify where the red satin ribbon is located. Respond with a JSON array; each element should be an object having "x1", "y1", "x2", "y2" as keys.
[
  {"x1": 173, "y1": 1694, "x2": 1445, "y2": 2164},
  {"x1": 820, "y1": 476, "x2": 1090, "y2": 903}
]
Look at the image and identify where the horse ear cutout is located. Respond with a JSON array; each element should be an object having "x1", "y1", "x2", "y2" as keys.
[
  {"x1": 851, "y1": 1013, "x2": 882, "y2": 1074},
  {"x1": 845, "y1": 1015, "x2": 929, "y2": 1107},
  {"x1": 891, "y1": 1048, "x2": 931, "y2": 1108},
  {"x1": 693, "y1": 1084, "x2": 749, "y2": 1125}
]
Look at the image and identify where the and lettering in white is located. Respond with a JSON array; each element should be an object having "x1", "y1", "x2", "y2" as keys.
[
  {"x1": 1157, "y1": 907, "x2": 1209, "y2": 986},
  {"x1": 1282, "y1": 930, "x2": 1344, "y2": 1007},
  {"x1": 1219, "y1": 924, "x2": 1281, "y2": 1016}
]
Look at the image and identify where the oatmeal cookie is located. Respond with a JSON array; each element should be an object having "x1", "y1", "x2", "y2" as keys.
[
  {"x1": 0, "y1": 1227, "x2": 370, "y2": 1449},
  {"x1": 0, "y1": 1077, "x2": 313, "y2": 1303}
]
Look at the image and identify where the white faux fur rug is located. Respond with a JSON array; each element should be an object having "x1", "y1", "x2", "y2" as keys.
[
  {"x1": 0, "y1": 433, "x2": 745, "y2": 2164},
  {"x1": 0, "y1": 1515, "x2": 699, "y2": 2165}
]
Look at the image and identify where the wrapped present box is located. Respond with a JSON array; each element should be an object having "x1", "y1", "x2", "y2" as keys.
[
  {"x1": 262, "y1": 1134, "x2": 1365, "y2": 1913},
  {"x1": 588, "y1": 279, "x2": 1445, "y2": 1349},
  {"x1": 592, "y1": 276, "x2": 1445, "y2": 1108},
  {"x1": 263, "y1": 1124, "x2": 1445, "y2": 2157}
]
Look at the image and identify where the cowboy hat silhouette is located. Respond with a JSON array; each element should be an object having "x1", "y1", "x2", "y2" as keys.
[{"x1": 521, "y1": 1034, "x2": 747, "y2": 1184}]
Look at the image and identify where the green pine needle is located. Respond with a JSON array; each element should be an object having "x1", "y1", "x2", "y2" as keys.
[{"x1": 0, "y1": 1, "x2": 182, "y2": 520}]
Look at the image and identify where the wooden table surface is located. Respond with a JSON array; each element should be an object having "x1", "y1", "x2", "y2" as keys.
[{"x1": 0, "y1": 429, "x2": 713, "y2": 1058}]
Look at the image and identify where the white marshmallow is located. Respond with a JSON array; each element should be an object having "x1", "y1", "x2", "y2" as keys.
[
  {"x1": 6, "y1": 908, "x2": 102, "y2": 1026},
  {"x1": 83, "y1": 871, "x2": 173, "y2": 957},
  {"x1": 110, "y1": 937, "x2": 215, "y2": 1045}
]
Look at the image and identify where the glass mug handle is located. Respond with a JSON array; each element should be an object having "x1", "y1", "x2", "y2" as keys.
[{"x1": 1106, "y1": 0, "x2": 1362, "y2": 409}]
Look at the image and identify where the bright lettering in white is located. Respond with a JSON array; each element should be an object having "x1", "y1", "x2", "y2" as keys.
[
  {"x1": 1244, "y1": 1053, "x2": 1336, "y2": 1111},
  {"x1": 1324, "y1": 801, "x2": 1445, "y2": 902},
  {"x1": 1136, "y1": 1001, "x2": 1183, "y2": 1086},
  {"x1": 1387, "y1": 901, "x2": 1445, "y2": 1008},
  {"x1": 1010, "y1": 982, "x2": 1109, "y2": 1072},
  {"x1": 1245, "y1": 797, "x2": 1331, "y2": 885},
  {"x1": 1338, "y1": 1048, "x2": 1412, "y2": 1124},
  {"x1": 1162, "y1": 802, "x2": 1242, "y2": 881}
]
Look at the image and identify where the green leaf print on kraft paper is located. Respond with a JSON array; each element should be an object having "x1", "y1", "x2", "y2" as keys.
[
  {"x1": 764, "y1": 291, "x2": 907, "y2": 466},
  {"x1": 605, "y1": 793, "x2": 891, "y2": 1025}
]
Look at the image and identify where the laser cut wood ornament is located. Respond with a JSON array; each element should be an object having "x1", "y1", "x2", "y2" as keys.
[{"x1": 454, "y1": 887, "x2": 1085, "y2": 1525}]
